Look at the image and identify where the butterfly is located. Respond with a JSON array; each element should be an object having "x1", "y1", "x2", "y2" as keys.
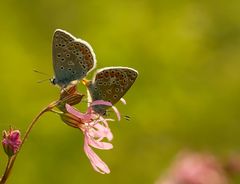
[
  {"x1": 84, "y1": 67, "x2": 138, "y2": 115},
  {"x1": 51, "y1": 29, "x2": 96, "y2": 88}
]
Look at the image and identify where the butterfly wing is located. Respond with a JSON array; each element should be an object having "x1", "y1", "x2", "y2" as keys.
[
  {"x1": 87, "y1": 67, "x2": 138, "y2": 115},
  {"x1": 52, "y1": 29, "x2": 96, "y2": 88}
]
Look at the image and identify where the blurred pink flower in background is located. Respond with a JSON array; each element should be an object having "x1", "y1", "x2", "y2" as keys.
[
  {"x1": 2, "y1": 128, "x2": 22, "y2": 157},
  {"x1": 225, "y1": 153, "x2": 240, "y2": 176},
  {"x1": 156, "y1": 151, "x2": 229, "y2": 184},
  {"x1": 65, "y1": 100, "x2": 117, "y2": 174}
]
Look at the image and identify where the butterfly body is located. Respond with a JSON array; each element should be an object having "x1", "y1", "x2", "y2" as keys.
[
  {"x1": 85, "y1": 67, "x2": 138, "y2": 115},
  {"x1": 52, "y1": 29, "x2": 96, "y2": 88}
]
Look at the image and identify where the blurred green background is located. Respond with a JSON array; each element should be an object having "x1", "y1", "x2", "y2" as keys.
[{"x1": 0, "y1": 0, "x2": 240, "y2": 183}]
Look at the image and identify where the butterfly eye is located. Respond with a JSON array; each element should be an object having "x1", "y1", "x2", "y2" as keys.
[
  {"x1": 60, "y1": 66, "x2": 64, "y2": 70},
  {"x1": 57, "y1": 54, "x2": 61, "y2": 58}
]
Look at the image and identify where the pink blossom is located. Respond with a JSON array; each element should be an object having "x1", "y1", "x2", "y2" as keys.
[
  {"x1": 2, "y1": 128, "x2": 22, "y2": 157},
  {"x1": 65, "y1": 100, "x2": 118, "y2": 174},
  {"x1": 156, "y1": 151, "x2": 229, "y2": 184}
]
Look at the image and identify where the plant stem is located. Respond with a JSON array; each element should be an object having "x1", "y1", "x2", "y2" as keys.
[
  {"x1": 0, "y1": 157, "x2": 11, "y2": 184},
  {"x1": 0, "y1": 100, "x2": 59, "y2": 184}
]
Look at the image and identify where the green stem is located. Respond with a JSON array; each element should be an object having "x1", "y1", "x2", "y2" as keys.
[
  {"x1": 0, "y1": 157, "x2": 11, "y2": 184},
  {"x1": 0, "y1": 100, "x2": 59, "y2": 184}
]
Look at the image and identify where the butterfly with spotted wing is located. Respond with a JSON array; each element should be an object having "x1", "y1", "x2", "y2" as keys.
[
  {"x1": 84, "y1": 67, "x2": 138, "y2": 115},
  {"x1": 51, "y1": 29, "x2": 96, "y2": 88}
]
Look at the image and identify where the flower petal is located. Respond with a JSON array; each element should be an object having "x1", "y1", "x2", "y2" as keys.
[
  {"x1": 93, "y1": 123, "x2": 113, "y2": 141},
  {"x1": 66, "y1": 104, "x2": 85, "y2": 118},
  {"x1": 112, "y1": 106, "x2": 121, "y2": 121},
  {"x1": 84, "y1": 136, "x2": 110, "y2": 174},
  {"x1": 88, "y1": 137, "x2": 113, "y2": 150},
  {"x1": 91, "y1": 100, "x2": 112, "y2": 107},
  {"x1": 66, "y1": 104, "x2": 93, "y2": 121},
  {"x1": 120, "y1": 98, "x2": 127, "y2": 105}
]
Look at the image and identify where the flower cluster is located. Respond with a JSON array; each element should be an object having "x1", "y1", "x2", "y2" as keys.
[{"x1": 56, "y1": 86, "x2": 121, "y2": 174}]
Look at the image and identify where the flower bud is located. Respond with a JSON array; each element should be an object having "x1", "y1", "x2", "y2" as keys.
[
  {"x1": 60, "y1": 113, "x2": 83, "y2": 129},
  {"x1": 2, "y1": 128, "x2": 22, "y2": 157},
  {"x1": 58, "y1": 85, "x2": 84, "y2": 111}
]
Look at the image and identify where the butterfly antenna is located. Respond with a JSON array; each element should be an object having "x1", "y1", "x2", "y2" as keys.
[
  {"x1": 124, "y1": 115, "x2": 131, "y2": 121},
  {"x1": 33, "y1": 69, "x2": 50, "y2": 76},
  {"x1": 37, "y1": 78, "x2": 51, "y2": 83},
  {"x1": 106, "y1": 109, "x2": 131, "y2": 121}
]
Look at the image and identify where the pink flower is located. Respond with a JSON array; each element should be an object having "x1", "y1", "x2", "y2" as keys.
[
  {"x1": 156, "y1": 151, "x2": 229, "y2": 184},
  {"x1": 2, "y1": 128, "x2": 22, "y2": 157},
  {"x1": 65, "y1": 100, "x2": 119, "y2": 174}
]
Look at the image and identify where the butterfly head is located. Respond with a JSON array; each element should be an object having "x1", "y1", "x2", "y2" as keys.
[{"x1": 50, "y1": 77, "x2": 57, "y2": 85}]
